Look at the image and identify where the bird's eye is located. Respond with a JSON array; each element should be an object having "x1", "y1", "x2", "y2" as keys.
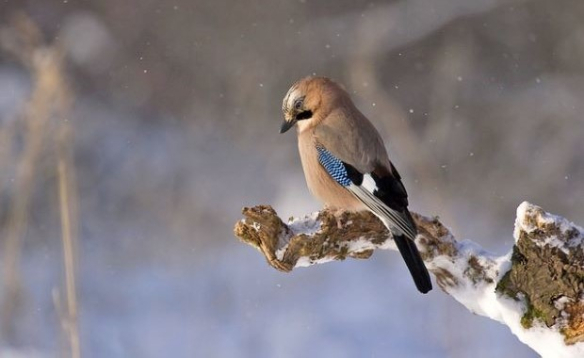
[{"x1": 294, "y1": 100, "x2": 303, "y2": 110}]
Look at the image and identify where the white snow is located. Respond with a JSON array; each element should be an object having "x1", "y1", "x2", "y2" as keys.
[
  {"x1": 287, "y1": 212, "x2": 321, "y2": 236},
  {"x1": 433, "y1": 202, "x2": 584, "y2": 358},
  {"x1": 276, "y1": 202, "x2": 584, "y2": 357},
  {"x1": 276, "y1": 213, "x2": 322, "y2": 260},
  {"x1": 275, "y1": 245, "x2": 289, "y2": 261},
  {"x1": 515, "y1": 201, "x2": 584, "y2": 258},
  {"x1": 295, "y1": 255, "x2": 337, "y2": 268}
]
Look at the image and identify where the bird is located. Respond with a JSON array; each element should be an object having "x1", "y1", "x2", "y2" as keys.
[{"x1": 280, "y1": 76, "x2": 432, "y2": 294}]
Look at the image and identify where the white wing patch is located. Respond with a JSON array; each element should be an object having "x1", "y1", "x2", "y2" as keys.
[{"x1": 361, "y1": 173, "x2": 378, "y2": 193}]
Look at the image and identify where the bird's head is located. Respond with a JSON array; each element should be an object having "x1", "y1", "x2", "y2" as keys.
[{"x1": 280, "y1": 76, "x2": 346, "y2": 133}]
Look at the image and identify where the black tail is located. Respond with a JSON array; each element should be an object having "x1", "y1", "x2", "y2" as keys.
[
  {"x1": 344, "y1": 162, "x2": 432, "y2": 293},
  {"x1": 393, "y1": 233, "x2": 432, "y2": 294}
]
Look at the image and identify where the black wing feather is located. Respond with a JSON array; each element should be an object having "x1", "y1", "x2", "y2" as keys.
[
  {"x1": 359, "y1": 162, "x2": 433, "y2": 294},
  {"x1": 337, "y1": 159, "x2": 432, "y2": 294},
  {"x1": 370, "y1": 163, "x2": 409, "y2": 211},
  {"x1": 342, "y1": 162, "x2": 363, "y2": 185}
]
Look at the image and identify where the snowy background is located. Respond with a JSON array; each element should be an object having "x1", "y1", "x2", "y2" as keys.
[{"x1": 1, "y1": 0, "x2": 584, "y2": 357}]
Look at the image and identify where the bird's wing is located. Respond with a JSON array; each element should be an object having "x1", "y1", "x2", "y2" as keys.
[
  {"x1": 315, "y1": 144, "x2": 417, "y2": 240},
  {"x1": 313, "y1": 108, "x2": 388, "y2": 174},
  {"x1": 317, "y1": 143, "x2": 432, "y2": 293}
]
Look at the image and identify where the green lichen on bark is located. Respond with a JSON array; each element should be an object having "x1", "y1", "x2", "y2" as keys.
[
  {"x1": 495, "y1": 204, "x2": 584, "y2": 343},
  {"x1": 519, "y1": 297, "x2": 547, "y2": 329}
]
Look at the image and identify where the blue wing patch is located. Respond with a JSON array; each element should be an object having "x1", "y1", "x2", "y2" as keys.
[{"x1": 316, "y1": 145, "x2": 352, "y2": 187}]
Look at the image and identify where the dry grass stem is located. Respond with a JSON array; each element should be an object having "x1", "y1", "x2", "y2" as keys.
[{"x1": 0, "y1": 13, "x2": 80, "y2": 357}]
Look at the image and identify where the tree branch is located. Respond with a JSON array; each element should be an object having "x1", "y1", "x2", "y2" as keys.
[{"x1": 234, "y1": 202, "x2": 584, "y2": 357}]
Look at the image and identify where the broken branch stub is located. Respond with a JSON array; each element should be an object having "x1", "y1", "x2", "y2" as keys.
[{"x1": 234, "y1": 205, "x2": 460, "y2": 282}]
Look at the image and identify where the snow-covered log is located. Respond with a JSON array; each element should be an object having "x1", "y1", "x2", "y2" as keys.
[{"x1": 234, "y1": 202, "x2": 584, "y2": 357}]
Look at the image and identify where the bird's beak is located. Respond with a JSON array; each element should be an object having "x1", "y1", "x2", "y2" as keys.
[{"x1": 280, "y1": 117, "x2": 297, "y2": 133}]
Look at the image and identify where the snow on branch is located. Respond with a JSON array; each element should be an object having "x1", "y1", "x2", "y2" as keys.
[{"x1": 234, "y1": 202, "x2": 584, "y2": 357}]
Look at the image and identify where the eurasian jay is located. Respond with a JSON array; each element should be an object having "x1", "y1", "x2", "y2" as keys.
[{"x1": 280, "y1": 76, "x2": 432, "y2": 294}]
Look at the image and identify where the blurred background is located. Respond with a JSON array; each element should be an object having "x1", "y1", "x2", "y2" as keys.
[{"x1": 0, "y1": 0, "x2": 583, "y2": 357}]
